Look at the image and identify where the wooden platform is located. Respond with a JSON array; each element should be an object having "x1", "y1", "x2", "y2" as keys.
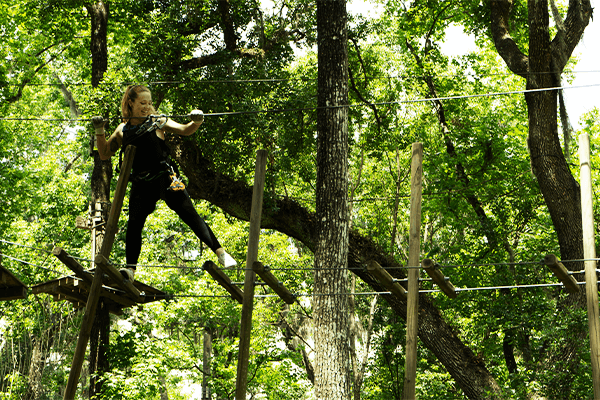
[
  {"x1": 30, "y1": 271, "x2": 170, "y2": 315},
  {"x1": 0, "y1": 262, "x2": 28, "y2": 301}
]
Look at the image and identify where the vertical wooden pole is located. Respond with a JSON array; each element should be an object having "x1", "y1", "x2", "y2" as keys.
[
  {"x1": 202, "y1": 327, "x2": 213, "y2": 400},
  {"x1": 403, "y1": 142, "x2": 423, "y2": 400},
  {"x1": 579, "y1": 133, "x2": 600, "y2": 397},
  {"x1": 235, "y1": 149, "x2": 268, "y2": 399},
  {"x1": 63, "y1": 146, "x2": 135, "y2": 400}
]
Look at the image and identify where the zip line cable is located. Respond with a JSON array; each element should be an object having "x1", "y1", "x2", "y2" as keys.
[
  {"x1": 5, "y1": 69, "x2": 599, "y2": 87},
  {"x1": 1, "y1": 82, "x2": 598, "y2": 123}
]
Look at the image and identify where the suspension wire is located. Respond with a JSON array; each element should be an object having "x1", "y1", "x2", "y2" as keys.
[
  {"x1": 4, "y1": 239, "x2": 599, "y2": 274},
  {"x1": 1, "y1": 82, "x2": 598, "y2": 123},
  {"x1": 0, "y1": 239, "x2": 52, "y2": 253},
  {"x1": 0, "y1": 252, "x2": 68, "y2": 280},
  {"x1": 439, "y1": 258, "x2": 600, "y2": 269},
  {"x1": 3, "y1": 241, "x2": 598, "y2": 301},
  {"x1": 147, "y1": 280, "x2": 587, "y2": 299},
  {"x1": 6, "y1": 69, "x2": 600, "y2": 87},
  {"x1": 451, "y1": 281, "x2": 584, "y2": 293}
]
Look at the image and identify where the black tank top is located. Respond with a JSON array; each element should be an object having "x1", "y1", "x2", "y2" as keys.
[{"x1": 122, "y1": 118, "x2": 171, "y2": 175}]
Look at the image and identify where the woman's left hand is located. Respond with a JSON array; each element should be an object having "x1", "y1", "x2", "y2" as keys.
[{"x1": 190, "y1": 110, "x2": 204, "y2": 125}]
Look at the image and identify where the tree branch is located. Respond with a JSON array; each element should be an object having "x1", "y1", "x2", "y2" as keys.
[{"x1": 489, "y1": 0, "x2": 529, "y2": 77}]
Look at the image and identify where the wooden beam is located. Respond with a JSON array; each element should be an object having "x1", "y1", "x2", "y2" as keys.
[
  {"x1": 579, "y1": 133, "x2": 600, "y2": 398},
  {"x1": 236, "y1": 149, "x2": 268, "y2": 400},
  {"x1": 366, "y1": 260, "x2": 407, "y2": 301},
  {"x1": 63, "y1": 146, "x2": 136, "y2": 400},
  {"x1": 421, "y1": 259, "x2": 457, "y2": 299},
  {"x1": 95, "y1": 254, "x2": 142, "y2": 301},
  {"x1": 0, "y1": 257, "x2": 28, "y2": 292},
  {"x1": 97, "y1": 145, "x2": 135, "y2": 258},
  {"x1": 52, "y1": 247, "x2": 94, "y2": 284},
  {"x1": 543, "y1": 254, "x2": 580, "y2": 294},
  {"x1": 0, "y1": 286, "x2": 28, "y2": 301},
  {"x1": 203, "y1": 260, "x2": 244, "y2": 304},
  {"x1": 252, "y1": 261, "x2": 296, "y2": 304},
  {"x1": 403, "y1": 142, "x2": 423, "y2": 400},
  {"x1": 63, "y1": 266, "x2": 105, "y2": 399}
]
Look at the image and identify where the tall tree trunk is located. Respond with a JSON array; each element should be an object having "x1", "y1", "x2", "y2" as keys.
[
  {"x1": 86, "y1": 1, "x2": 109, "y2": 87},
  {"x1": 86, "y1": 2, "x2": 112, "y2": 398},
  {"x1": 490, "y1": 0, "x2": 592, "y2": 396},
  {"x1": 314, "y1": 0, "x2": 351, "y2": 397}
]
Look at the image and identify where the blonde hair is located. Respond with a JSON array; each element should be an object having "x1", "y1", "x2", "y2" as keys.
[{"x1": 120, "y1": 85, "x2": 155, "y2": 122}]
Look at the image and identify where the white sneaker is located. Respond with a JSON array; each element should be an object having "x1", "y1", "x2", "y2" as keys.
[
  {"x1": 218, "y1": 251, "x2": 237, "y2": 268},
  {"x1": 120, "y1": 268, "x2": 135, "y2": 281}
]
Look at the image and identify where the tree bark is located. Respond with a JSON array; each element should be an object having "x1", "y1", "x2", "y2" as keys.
[
  {"x1": 489, "y1": 0, "x2": 592, "y2": 396},
  {"x1": 85, "y1": 2, "x2": 109, "y2": 87},
  {"x1": 313, "y1": 0, "x2": 352, "y2": 397},
  {"x1": 86, "y1": 2, "x2": 112, "y2": 398},
  {"x1": 489, "y1": 0, "x2": 592, "y2": 264}
]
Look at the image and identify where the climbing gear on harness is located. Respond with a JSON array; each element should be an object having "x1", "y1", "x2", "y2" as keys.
[
  {"x1": 117, "y1": 115, "x2": 169, "y2": 173},
  {"x1": 167, "y1": 163, "x2": 186, "y2": 191}
]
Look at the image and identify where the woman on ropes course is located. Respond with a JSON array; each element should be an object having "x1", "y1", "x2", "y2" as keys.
[{"x1": 92, "y1": 84, "x2": 237, "y2": 280}]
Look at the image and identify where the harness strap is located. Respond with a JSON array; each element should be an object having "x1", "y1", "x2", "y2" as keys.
[{"x1": 116, "y1": 115, "x2": 168, "y2": 174}]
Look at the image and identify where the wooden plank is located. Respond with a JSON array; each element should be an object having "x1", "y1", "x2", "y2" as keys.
[
  {"x1": 252, "y1": 261, "x2": 296, "y2": 304},
  {"x1": 421, "y1": 259, "x2": 457, "y2": 299},
  {"x1": 0, "y1": 286, "x2": 28, "y2": 301},
  {"x1": 366, "y1": 260, "x2": 407, "y2": 300},
  {"x1": 52, "y1": 247, "x2": 94, "y2": 284},
  {"x1": 71, "y1": 275, "x2": 137, "y2": 308},
  {"x1": 0, "y1": 260, "x2": 27, "y2": 290},
  {"x1": 57, "y1": 285, "x2": 88, "y2": 304},
  {"x1": 31, "y1": 280, "x2": 60, "y2": 295},
  {"x1": 579, "y1": 133, "x2": 600, "y2": 398},
  {"x1": 0, "y1": 264, "x2": 28, "y2": 300},
  {"x1": 236, "y1": 149, "x2": 268, "y2": 400},
  {"x1": 403, "y1": 142, "x2": 423, "y2": 400},
  {"x1": 543, "y1": 254, "x2": 580, "y2": 294},
  {"x1": 203, "y1": 261, "x2": 244, "y2": 304}
]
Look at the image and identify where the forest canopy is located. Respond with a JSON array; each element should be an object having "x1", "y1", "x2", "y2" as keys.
[{"x1": 0, "y1": 0, "x2": 598, "y2": 399}]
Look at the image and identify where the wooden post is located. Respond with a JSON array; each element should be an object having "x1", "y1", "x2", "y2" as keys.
[
  {"x1": 366, "y1": 260, "x2": 407, "y2": 300},
  {"x1": 202, "y1": 327, "x2": 213, "y2": 400},
  {"x1": 422, "y1": 259, "x2": 457, "y2": 299},
  {"x1": 579, "y1": 133, "x2": 600, "y2": 398},
  {"x1": 235, "y1": 149, "x2": 268, "y2": 399},
  {"x1": 63, "y1": 146, "x2": 135, "y2": 400},
  {"x1": 252, "y1": 261, "x2": 296, "y2": 304},
  {"x1": 403, "y1": 142, "x2": 423, "y2": 400},
  {"x1": 543, "y1": 254, "x2": 580, "y2": 294}
]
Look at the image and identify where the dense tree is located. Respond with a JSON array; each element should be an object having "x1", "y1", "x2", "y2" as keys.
[{"x1": 1, "y1": 0, "x2": 598, "y2": 398}]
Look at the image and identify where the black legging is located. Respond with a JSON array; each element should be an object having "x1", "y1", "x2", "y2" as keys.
[{"x1": 125, "y1": 173, "x2": 221, "y2": 267}]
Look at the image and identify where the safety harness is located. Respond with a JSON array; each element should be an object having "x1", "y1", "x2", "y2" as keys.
[{"x1": 118, "y1": 115, "x2": 186, "y2": 191}]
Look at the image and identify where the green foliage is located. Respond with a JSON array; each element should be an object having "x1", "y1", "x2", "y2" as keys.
[{"x1": 1, "y1": 0, "x2": 597, "y2": 398}]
